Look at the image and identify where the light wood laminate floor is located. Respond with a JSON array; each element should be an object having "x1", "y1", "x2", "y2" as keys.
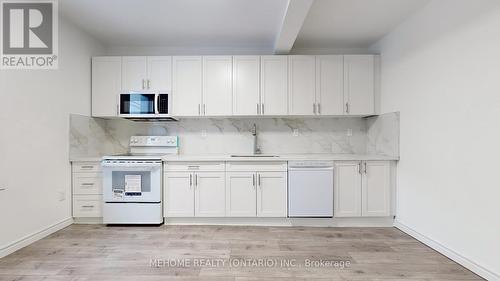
[{"x1": 0, "y1": 225, "x2": 482, "y2": 281}]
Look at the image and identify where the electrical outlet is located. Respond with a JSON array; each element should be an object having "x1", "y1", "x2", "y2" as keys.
[
  {"x1": 201, "y1": 130, "x2": 207, "y2": 138},
  {"x1": 347, "y1": 128, "x2": 353, "y2": 137},
  {"x1": 293, "y1": 129, "x2": 299, "y2": 136}
]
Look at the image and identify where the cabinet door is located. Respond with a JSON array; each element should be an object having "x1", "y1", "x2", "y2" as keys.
[
  {"x1": 194, "y1": 172, "x2": 225, "y2": 217},
  {"x1": 172, "y1": 56, "x2": 203, "y2": 116},
  {"x1": 203, "y1": 56, "x2": 233, "y2": 116},
  {"x1": 91, "y1": 57, "x2": 121, "y2": 117},
  {"x1": 260, "y1": 56, "x2": 288, "y2": 115},
  {"x1": 334, "y1": 162, "x2": 362, "y2": 217},
  {"x1": 225, "y1": 172, "x2": 256, "y2": 217},
  {"x1": 362, "y1": 161, "x2": 391, "y2": 217},
  {"x1": 122, "y1": 56, "x2": 147, "y2": 91},
  {"x1": 256, "y1": 172, "x2": 287, "y2": 217},
  {"x1": 316, "y1": 55, "x2": 344, "y2": 115},
  {"x1": 147, "y1": 56, "x2": 172, "y2": 92},
  {"x1": 344, "y1": 55, "x2": 374, "y2": 115},
  {"x1": 233, "y1": 56, "x2": 260, "y2": 116},
  {"x1": 164, "y1": 172, "x2": 194, "y2": 217},
  {"x1": 288, "y1": 55, "x2": 316, "y2": 115}
]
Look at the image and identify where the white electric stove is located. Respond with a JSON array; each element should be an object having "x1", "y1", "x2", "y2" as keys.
[{"x1": 102, "y1": 136, "x2": 178, "y2": 224}]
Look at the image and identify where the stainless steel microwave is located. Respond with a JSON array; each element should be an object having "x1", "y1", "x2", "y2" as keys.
[{"x1": 119, "y1": 92, "x2": 177, "y2": 121}]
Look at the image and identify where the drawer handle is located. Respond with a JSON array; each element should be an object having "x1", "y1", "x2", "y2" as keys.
[
  {"x1": 81, "y1": 166, "x2": 94, "y2": 169},
  {"x1": 188, "y1": 166, "x2": 200, "y2": 169},
  {"x1": 81, "y1": 183, "x2": 95, "y2": 186},
  {"x1": 81, "y1": 205, "x2": 94, "y2": 208}
]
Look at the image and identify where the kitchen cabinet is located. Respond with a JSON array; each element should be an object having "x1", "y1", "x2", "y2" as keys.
[
  {"x1": 91, "y1": 57, "x2": 121, "y2": 117},
  {"x1": 316, "y1": 55, "x2": 344, "y2": 115},
  {"x1": 256, "y1": 172, "x2": 287, "y2": 217},
  {"x1": 164, "y1": 162, "x2": 226, "y2": 217},
  {"x1": 203, "y1": 56, "x2": 233, "y2": 116},
  {"x1": 194, "y1": 172, "x2": 226, "y2": 217},
  {"x1": 122, "y1": 56, "x2": 172, "y2": 92},
  {"x1": 343, "y1": 55, "x2": 375, "y2": 115},
  {"x1": 288, "y1": 55, "x2": 316, "y2": 115},
  {"x1": 334, "y1": 161, "x2": 391, "y2": 217},
  {"x1": 172, "y1": 56, "x2": 203, "y2": 116},
  {"x1": 260, "y1": 56, "x2": 288, "y2": 115},
  {"x1": 233, "y1": 56, "x2": 260, "y2": 115},
  {"x1": 164, "y1": 172, "x2": 195, "y2": 217},
  {"x1": 225, "y1": 172, "x2": 256, "y2": 217},
  {"x1": 226, "y1": 162, "x2": 287, "y2": 217},
  {"x1": 72, "y1": 161, "x2": 103, "y2": 218}
]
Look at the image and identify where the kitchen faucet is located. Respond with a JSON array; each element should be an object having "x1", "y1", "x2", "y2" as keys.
[{"x1": 252, "y1": 124, "x2": 262, "y2": 155}]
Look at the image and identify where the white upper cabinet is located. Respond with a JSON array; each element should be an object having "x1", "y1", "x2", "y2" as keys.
[
  {"x1": 122, "y1": 56, "x2": 147, "y2": 91},
  {"x1": 362, "y1": 161, "x2": 391, "y2": 217},
  {"x1": 344, "y1": 55, "x2": 375, "y2": 115},
  {"x1": 203, "y1": 56, "x2": 233, "y2": 116},
  {"x1": 147, "y1": 56, "x2": 172, "y2": 92},
  {"x1": 172, "y1": 56, "x2": 203, "y2": 116},
  {"x1": 92, "y1": 57, "x2": 121, "y2": 117},
  {"x1": 316, "y1": 55, "x2": 344, "y2": 115},
  {"x1": 260, "y1": 56, "x2": 288, "y2": 115},
  {"x1": 288, "y1": 55, "x2": 316, "y2": 115},
  {"x1": 122, "y1": 56, "x2": 172, "y2": 92},
  {"x1": 232, "y1": 56, "x2": 260, "y2": 116}
]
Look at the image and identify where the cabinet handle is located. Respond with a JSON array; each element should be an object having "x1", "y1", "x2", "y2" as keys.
[
  {"x1": 81, "y1": 205, "x2": 94, "y2": 208},
  {"x1": 364, "y1": 162, "x2": 367, "y2": 174},
  {"x1": 116, "y1": 104, "x2": 119, "y2": 115},
  {"x1": 203, "y1": 104, "x2": 206, "y2": 115},
  {"x1": 261, "y1": 104, "x2": 264, "y2": 115},
  {"x1": 358, "y1": 162, "x2": 362, "y2": 174},
  {"x1": 313, "y1": 103, "x2": 316, "y2": 114},
  {"x1": 252, "y1": 174, "x2": 256, "y2": 187},
  {"x1": 194, "y1": 174, "x2": 198, "y2": 187},
  {"x1": 198, "y1": 104, "x2": 201, "y2": 115},
  {"x1": 257, "y1": 103, "x2": 260, "y2": 115},
  {"x1": 346, "y1": 103, "x2": 350, "y2": 114},
  {"x1": 189, "y1": 174, "x2": 192, "y2": 187},
  {"x1": 81, "y1": 166, "x2": 94, "y2": 169},
  {"x1": 142, "y1": 79, "x2": 145, "y2": 90},
  {"x1": 81, "y1": 183, "x2": 95, "y2": 186},
  {"x1": 317, "y1": 103, "x2": 321, "y2": 114},
  {"x1": 258, "y1": 174, "x2": 261, "y2": 187},
  {"x1": 147, "y1": 79, "x2": 151, "y2": 89}
]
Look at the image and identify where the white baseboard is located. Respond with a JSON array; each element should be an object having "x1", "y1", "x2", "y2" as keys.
[
  {"x1": 394, "y1": 220, "x2": 499, "y2": 281},
  {"x1": 0, "y1": 217, "x2": 73, "y2": 258},
  {"x1": 165, "y1": 217, "x2": 394, "y2": 227}
]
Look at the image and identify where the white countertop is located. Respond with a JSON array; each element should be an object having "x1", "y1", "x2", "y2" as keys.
[{"x1": 70, "y1": 153, "x2": 399, "y2": 163}]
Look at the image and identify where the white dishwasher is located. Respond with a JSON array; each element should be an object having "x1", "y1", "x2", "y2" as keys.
[{"x1": 288, "y1": 161, "x2": 334, "y2": 217}]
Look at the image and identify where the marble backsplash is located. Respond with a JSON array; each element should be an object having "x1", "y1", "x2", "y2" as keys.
[{"x1": 69, "y1": 113, "x2": 399, "y2": 158}]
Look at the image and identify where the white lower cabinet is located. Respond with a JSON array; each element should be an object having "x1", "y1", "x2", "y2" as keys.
[
  {"x1": 164, "y1": 172, "x2": 194, "y2": 217},
  {"x1": 334, "y1": 161, "x2": 391, "y2": 217},
  {"x1": 194, "y1": 172, "x2": 225, "y2": 217},
  {"x1": 164, "y1": 162, "x2": 226, "y2": 217},
  {"x1": 72, "y1": 161, "x2": 103, "y2": 218},
  {"x1": 226, "y1": 162, "x2": 287, "y2": 217}
]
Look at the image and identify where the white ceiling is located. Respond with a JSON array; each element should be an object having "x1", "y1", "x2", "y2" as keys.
[
  {"x1": 294, "y1": 0, "x2": 429, "y2": 49},
  {"x1": 60, "y1": 0, "x2": 429, "y2": 52},
  {"x1": 60, "y1": 0, "x2": 288, "y2": 48}
]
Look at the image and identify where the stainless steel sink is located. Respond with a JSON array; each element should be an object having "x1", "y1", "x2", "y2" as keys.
[{"x1": 230, "y1": 155, "x2": 279, "y2": 158}]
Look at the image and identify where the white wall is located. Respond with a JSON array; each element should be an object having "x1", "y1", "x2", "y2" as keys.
[
  {"x1": 0, "y1": 17, "x2": 104, "y2": 254},
  {"x1": 372, "y1": 0, "x2": 500, "y2": 278}
]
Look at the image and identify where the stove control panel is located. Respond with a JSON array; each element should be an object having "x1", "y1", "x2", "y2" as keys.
[{"x1": 129, "y1": 136, "x2": 178, "y2": 147}]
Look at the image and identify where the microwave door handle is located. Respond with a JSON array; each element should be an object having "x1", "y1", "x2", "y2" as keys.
[{"x1": 154, "y1": 94, "x2": 159, "y2": 114}]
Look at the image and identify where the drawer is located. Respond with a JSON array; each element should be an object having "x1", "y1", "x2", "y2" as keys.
[
  {"x1": 73, "y1": 173, "x2": 102, "y2": 195},
  {"x1": 164, "y1": 162, "x2": 225, "y2": 172},
  {"x1": 73, "y1": 162, "x2": 101, "y2": 173},
  {"x1": 73, "y1": 195, "x2": 102, "y2": 217},
  {"x1": 226, "y1": 161, "x2": 287, "y2": 172}
]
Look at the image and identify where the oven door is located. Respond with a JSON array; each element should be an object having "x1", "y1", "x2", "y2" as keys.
[
  {"x1": 119, "y1": 92, "x2": 158, "y2": 117},
  {"x1": 102, "y1": 160, "x2": 162, "y2": 203}
]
